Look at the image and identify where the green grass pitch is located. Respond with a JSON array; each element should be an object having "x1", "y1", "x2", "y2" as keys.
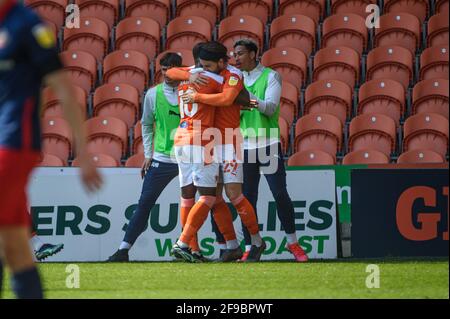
[{"x1": 2, "y1": 259, "x2": 448, "y2": 299}]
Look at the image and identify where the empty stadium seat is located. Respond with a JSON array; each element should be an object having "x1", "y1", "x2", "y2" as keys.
[
  {"x1": 331, "y1": 0, "x2": 377, "y2": 18},
  {"x1": 166, "y1": 16, "x2": 212, "y2": 50},
  {"x1": 397, "y1": 149, "x2": 445, "y2": 164},
  {"x1": 176, "y1": 0, "x2": 221, "y2": 27},
  {"x1": 294, "y1": 113, "x2": 343, "y2": 156},
  {"x1": 218, "y1": 15, "x2": 265, "y2": 59},
  {"x1": 342, "y1": 149, "x2": 390, "y2": 164},
  {"x1": 357, "y1": 79, "x2": 405, "y2": 126},
  {"x1": 63, "y1": 17, "x2": 109, "y2": 62},
  {"x1": 38, "y1": 153, "x2": 65, "y2": 167},
  {"x1": 75, "y1": 0, "x2": 120, "y2": 29},
  {"x1": 279, "y1": 0, "x2": 324, "y2": 24},
  {"x1": 412, "y1": 79, "x2": 449, "y2": 119},
  {"x1": 427, "y1": 13, "x2": 449, "y2": 47},
  {"x1": 280, "y1": 81, "x2": 299, "y2": 126},
  {"x1": 115, "y1": 17, "x2": 160, "y2": 61},
  {"x1": 403, "y1": 113, "x2": 449, "y2": 157},
  {"x1": 72, "y1": 153, "x2": 119, "y2": 167},
  {"x1": 384, "y1": 0, "x2": 428, "y2": 23},
  {"x1": 41, "y1": 85, "x2": 87, "y2": 119},
  {"x1": 133, "y1": 121, "x2": 143, "y2": 154},
  {"x1": 349, "y1": 113, "x2": 397, "y2": 156},
  {"x1": 261, "y1": 47, "x2": 308, "y2": 89},
  {"x1": 288, "y1": 150, "x2": 335, "y2": 166},
  {"x1": 125, "y1": 153, "x2": 145, "y2": 167},
  {"x1": 269, "y1": 15, "x2": 316, "y2": 57},
  {"x1": 436, "y1": 0, "x2": 449, "y2": 14},
  {"x1": 25, "y1": 0, "x2": 67, "y2": 28},
  {"x1": 41, "y1": 117, "x2": 73, "y2": 163},
  {"x1": 103, "y1": 50, "x2": 149, "y2": 94},
  {"x1": 227, "y1": 0, "x2": 272, "y2": 25},
  {"x1": 279, "y1": 116, "x2": 290, "y2": 155},
  {"x1": 366, "y1": 46, "x2": 414, "y2": 90},
  {"x1": 304, "y1": 79, "x2": 352, "y2": 126},
  {"x1": 375, "y1": 12, "x2": 421, "y2": 54},
  {"x1": 322, "y1": 13, "x2": 368, "y2": 55},
  {"x1": 59, "y1": 50, "x2": 97, "y2": 95},
  {"x1": 420, "y1": 46, "x2": 449, "y2": 80},
  {"x1": 313, "y1": 46, "x2": 360, "y2": 89},
  {"x1": 154, "y1": 49, "x2": 195, "y2": 84},
  {"x1": 93, "y1": 83, "x2": 140, "y2": 129},
  {"x1": 85, "y1": 117, "x2": 128, "y2": 162},
  {"x1": 125, "y1": 0, "x2": 171, "y2": 28}
]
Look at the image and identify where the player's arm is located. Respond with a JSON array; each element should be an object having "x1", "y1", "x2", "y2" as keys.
[
  {"x1": 188, "y1": 74, "x2": 244, "y2": 107},
  {"x1": 140, "y1": 88, "x2": 156, "y2": 178},
  {"x1": 26, "y1": 17, "x2": 102, "y2": 192},
  {"x1": 166, "y1": 67, "x2": 210, "y2": 88}
]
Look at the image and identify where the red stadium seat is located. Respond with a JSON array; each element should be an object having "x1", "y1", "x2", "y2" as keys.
[
  {"x1": 103, "y1": 50, "x2": 149, "y2": 94},
  {"x1": 59, "y1": 50, "x2": 98, "y2": 95},
  {"x1": 279, "y1": 0, "x2": 324, "y2": 24},
  {"x1": 25, "y1": 0, "x2": 68, "y2": 28},
  {"x1": 397, "y1": 149, "x2": 445, "y2": 164},
  {"x1": 41, "y1": 117, "x2": 73, "y2": 163},
  {"x1": 313, "y1": 46, "x2": 360, "y2": 89},
  {"x1": 366, "y1": 46, "x2": 413, "y2": 90},
  {"x1": 269, "y1": 14, "x2": 316, "y2": 57},
  {"x1": 176, "y1": 0, "x2": 221, "y2": 27},
  {"x1": 41, "y1": 85, "x2": 87, "y2": 119},
  {"x1": 218, "y1": 15, "x2": 264, "y2": 59},
  {"x1": 342, "y1": 149, "x2": 390, "y2": 164},
  {"x1": 357, "y1": 79, "x2": 405, "y2": 126},
  {"x1": 403, "y1": 113, "x2": 449, "y2": 157},
  {"x1": 166, "y1": 16, "x2": 212, "y2": 50},
  {"x1": 280, "y1": 81, "x2": 299, "y2": 126},
  {"x1": 331, "y1": 0, "x2": 377, "y2": 19},
  {"x1": 427, "y1": 13, "x2": 449, "y2": 47},
  {"x1": 227, "y1": 0, "x2": 273, "y2": 25},
  {"x1": 261, "y1": 47, "x2": 308, "y2": 89},
  {"x1": 420, "y1": 46, "x2": 449, "y2": 81},
  {"x1": 279, "y1": 116, "x2": 290, "y2": 155},
  {"x1": 436, "y1": 0, "x2": 449, "y2": 14},
  {"x1": 322, "y1": 13, "x2": 368, "y2": 56},
  {"x1": 125, "y1": 153, "x2": 145, "y2": 167},
  {"x1": 412, "y1": 79, "x2": 449, "y2": 119},
  {"x1": 38, "y1": 153, "x2": 66, "y2": 167},
  {"x1": 288, "y1": 150, "x2": 335, "y2": 166},
  {"x1": 115, "y1": 17, "x2": 160, "y2": 61},
  {"x1": 75, "y1": 0, "x2": 120, "y2": 29},
  {"x1": 304, "y1": 79, "x2": 352, "y2": 126},
  {"x1": 294, "y1": 113, "x2": 343, "y2": 156},
  {"x1": 125, "y1": 0, "x2": 171, "y2": 28},
  {"x1": 375, "y1": 12, "x2": 421, "y2": 54},
  {"x1": 384, "y1": 0, "x2": 429, "y2": 23},
  {"x1": 72, "y1": 153, "x2": 119, "y2": 167},
  {"x1": 63, "y1": 17, "x2": 109, "y2": 62},
  {"x1": 85, "y1": 117, "x2": 128, "y2": 162},
  {"x1": 349, "y1": 113, "x2": 397, "y2": 156},
  {"x1": 93, "y1": 83, "x2": 140, "y2": 129},
  {"x1": 133, "y1": 121, "x2": 144, "y2": 154},
  {"x1": 154, "y1": 49, "x2": 194, "y2": 84}
]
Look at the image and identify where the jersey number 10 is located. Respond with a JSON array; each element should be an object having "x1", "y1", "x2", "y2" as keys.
[{"x1": 179, "y1": 90, "x2": 199, "y2": 119}]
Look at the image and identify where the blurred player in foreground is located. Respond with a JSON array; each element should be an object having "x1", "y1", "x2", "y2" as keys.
[{"x1": 0, "y1": 0, "x2": 102, "y2": 298}]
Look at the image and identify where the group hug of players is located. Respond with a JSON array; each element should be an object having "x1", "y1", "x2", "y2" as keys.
[{"x1": 106, "y1": 40, "x2": 309, "y2": 263}]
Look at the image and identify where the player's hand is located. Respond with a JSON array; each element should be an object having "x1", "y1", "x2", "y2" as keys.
[
  {"x1": 189, "y1": 72, "x2": 209, "y2": 89},
  {"x1": 181, "y1": 89, "x2": 196, "y2": 104},
  {"x1": 77, "y1": 153, "x2": 103, "y2": 193},
  {"x1": 241, "y1": 99, "x2": 259, "y2": 110},
  {"x1": 141, "y1": 158, "x2": 152, "y2": 179}
]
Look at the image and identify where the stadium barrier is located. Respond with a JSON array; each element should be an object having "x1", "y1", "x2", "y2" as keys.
[{"x1": 29, "y1": 168, "x2": 338, "y2": 262}]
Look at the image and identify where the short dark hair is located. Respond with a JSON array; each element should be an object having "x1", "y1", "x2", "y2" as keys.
[
  {"x1": 234, "y1": 39, "x2": 258, "y2": 58},
  {"x1": 159, "y1": 52, "x2": 182, "y2": 67},
  {"x1": 198, "y1": 41, "x2": 229, "y2": 63},
  {"x1": 192, "y1": 42, "x2": 206, "y2": 62}
]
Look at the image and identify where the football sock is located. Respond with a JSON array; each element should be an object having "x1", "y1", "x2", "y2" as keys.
[
  {"x1": 119, "y1": 242, "x2": 131, "y2": 250},
  {"x1": 180, "y1": 196, "x2": 216, "y2": 244},
  {"x1": 11, "y1": 267, "x2": 43, "y2": 299},
  {"x1": 180, "y1": 197, "x2": 198, "y2": 251},
  {"x1": 231, "y1": 194, "x2": 262, "y2": 246},
  {"x1": 286, "y1": 233, "x2": 298, "y2": 245},
  {"x1": 212, "y1": 196, "x2": 237, "y2": 241}
]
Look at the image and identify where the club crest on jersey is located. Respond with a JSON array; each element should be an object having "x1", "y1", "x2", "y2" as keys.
[
  {"x1": 228, "y1": 76, "x2": 239, "y2": 86},
  {"x1": 0, "y1": 30, "x2": 9, "y2": 49},
  {"x1": 32, "y1": 24, "x2": 55, "y2": 49}
]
